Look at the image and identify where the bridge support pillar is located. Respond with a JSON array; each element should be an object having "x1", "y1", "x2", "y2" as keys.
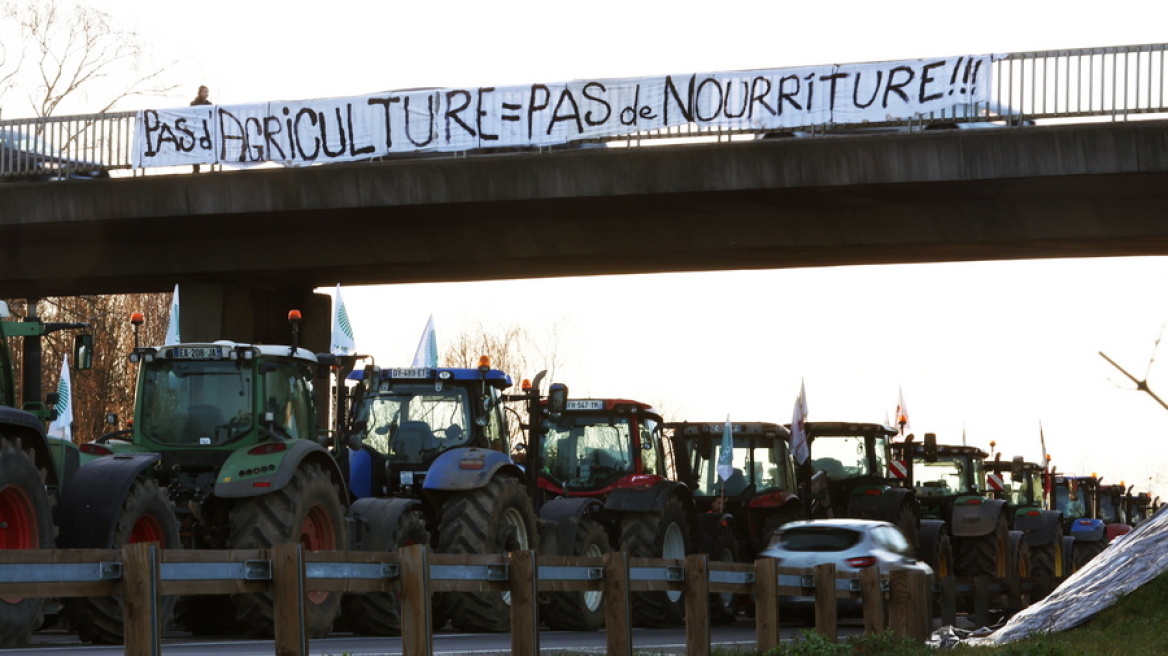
[{"x1": 178, "y1": 283, "x2": 329, "y2": 353}]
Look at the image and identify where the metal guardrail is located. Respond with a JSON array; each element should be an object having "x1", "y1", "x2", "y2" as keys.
[{"x1": 1, "y1": 43, "x2": 1165, "y2": 179}]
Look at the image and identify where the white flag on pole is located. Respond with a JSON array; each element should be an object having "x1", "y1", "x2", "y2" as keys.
[
  {"x1": 47, "y1": 356, "x2": 73, "y2": 442},
  {"x1": 330, "y1": 284, "x2": 356, "y2": 355},
  {"x1": 716, "y1": 414, "x2": 735, "y2": 481},
  {"x1": 411, "y1": 315, "x2": 438, "y2": 368},
  {"x1": 790, "y1": 380, "x2": 809, "y2": 465},
  {"x1": 164, "y1": 284, "x2": 181, "y2": 344}
]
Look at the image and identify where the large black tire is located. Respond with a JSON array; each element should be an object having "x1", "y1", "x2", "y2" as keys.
[
  {"x1": 342, "y1": 506, "x2": 431, "y2": 636},
  {"x1": 1072, "y1": 539, "x2": 1106, "y2": 570},
  {"x1": 175, "y1": 596, "x2": 239, "y2": 636},
  {"x1": 0, "y1": 439, "x2": 53, "y2": 648},
  {"x1": 541, "y1": 518, "x2": 610, "y2": 631},
  {"x1": 1061, "y1": 536, "x2": 1077, "y2": 575},
  {"x1": 955, "y1": 513, "x2": 1008, "y2": 578},
  {"x1": 437, "y1": 476, "x2": 537, "y2": 632},
  {"x1": 1029, "y1": 535, "x2": 1064, "y2": 581},
  {"x1": 921, "y1": 529, "x2": 954, "y2": 578},
  {"x1": 1005, "y1": 531, "x2": 1031, "y2": 607},
  {"x1": 63, "y1": 478, "x2": 180, "y2": 644},
  {"x1": 706, "y1": 522, "x2": 741, "y2": 625},
  {"x1": 620, "y1": 495, "x2": 689, "y2": 628},
  {"x1": 758, "y1": 504, "x2": 803, "y2": 554},
  {"x1": 228, "y1": 461, "x2": 347, "y2": 638}
]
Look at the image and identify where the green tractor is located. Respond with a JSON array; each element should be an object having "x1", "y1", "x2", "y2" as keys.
[
  {"x1": 984, "y1": 455, "x2": 1071, "y2": 581},
  {"x1": 71, "y1": 310, "x2": 347, "y2": 639},
  {"x1": 891, "y1": 435, "x2": 1026, "y2": 582},
  {"x1": 0, "y1": 299, "x2": 93, "y2": 647},
  {"x1": 799, "y1": 422, "x2": 953, "y2": 576}
]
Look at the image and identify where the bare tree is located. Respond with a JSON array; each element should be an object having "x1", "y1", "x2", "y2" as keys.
[
  {"x1": 0, "y1": 0, "x2": 179, "y2": 118},
  {"x1": 443, "y1": 317, "x2": 570, "y2": 388},
  {"x1": 5, "y1": 293, "x2": 170, "y2": 442}
]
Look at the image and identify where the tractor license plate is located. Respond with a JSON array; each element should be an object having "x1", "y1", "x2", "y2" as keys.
[
  {"x1": 390, "y1": 368, "x2": 429, "y2": 379},
  {"x1": 173, "y1": 347, "x2": 222, "y2": 359}
]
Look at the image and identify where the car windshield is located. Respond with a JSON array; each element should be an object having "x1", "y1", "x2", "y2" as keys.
[
  {"x1": 778, "y1": 527, "x2": 863, "y2": 552},
  {"x1": 542, "y1": 414, "x2": 633, "y2": 489},
  {"x1": 356, "y1": 384, "x2": 472, "y2": 464},
  {"x1": 137, "y1": 359, "x2": 256, "y2": 445}
]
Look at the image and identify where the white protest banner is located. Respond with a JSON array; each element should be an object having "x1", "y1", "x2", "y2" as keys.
[{"x1": 135, "y1": 54, "x2": 997, "y2": 168}]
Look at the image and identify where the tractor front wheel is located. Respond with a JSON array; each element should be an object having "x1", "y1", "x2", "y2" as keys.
[
  {"x1": 342, "y1": 504, "x2": 431, "y2": 635},
  {"x1": 0, "y1": 439, "x2": 53, "y2": 648},
  {"x1": 64, "y1": 478, "x2": 180, "y2": 644},
  {"x1": 541, "y1": 518, "x2": 610, "y2": 631},
  {"x1": 437, "y1": 476, "x2": 537, "y2": 632},
  {"x1": 620, "y1": 495, "x2": 689, "y2": 628},
  {"x1": 228, "y1": 461, "x2": 347, "y2": 638}
]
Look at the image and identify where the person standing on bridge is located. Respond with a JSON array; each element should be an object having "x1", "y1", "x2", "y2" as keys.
[{"x1": 191, "y1": 85, "x2": 211, "y2": 172}]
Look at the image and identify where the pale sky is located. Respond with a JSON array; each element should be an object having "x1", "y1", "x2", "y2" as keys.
[{"x1": 25, "y1": 1, "x2": 1168, "y2": 498}]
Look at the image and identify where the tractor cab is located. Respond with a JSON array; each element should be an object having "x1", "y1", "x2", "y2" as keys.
[
  {"x1": 536, "y1": 398, "x2": 667, "y2": 498},
  {"x1": 798, "y1": 422, "x2": 919, "y2": 546},
  {"x1": 668, "y1": 421, "x2": 797, "y2": 509},
  {"x1": 666, "y1": 421, "x2": 803, "y2": 551},
  {"x1": 985, "y1": 457, "x2": 1047, "y2": 511},
  {"x1": 344, "y1": 358, "x2": 512, "y2": 496},
  {"x1": 891, "y1": 437, "x2": 989, "y2": 524}
]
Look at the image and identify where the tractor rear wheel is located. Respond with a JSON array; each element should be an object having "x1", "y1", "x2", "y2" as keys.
[
  {"x1": 1029, "y1": 534, "x2": 1064, "y2": 582},
  {"x1": 0, "y1": 439, "x2": 53, "y2": 648},
  {"x1": 228, "y1": 461, "x2": 347, "y2": 638},
  {"x1": 894, "y1": 502, "x2": 918, "y2": 549},
  {"x1": 64, "y1": 478, "x2": 180, "y2": 644},
  {"x1": 620, "y1": 495, "x2": 689, "y2": 628},
  {"x1": 342, "y1": 505, "x2": 431, "y2": 635},
  {"x1": 956, "y1": 513, "x2": 1008, "y2": 578},
  {"x1": 437, "y1": 476, "x2": 536, "y2": 632},
  {"x1": 541, "y1": 518, "x2": 610, "y2": 631},
  {"x1": 1072, "y1": 539, "x2": 1106, "y2": 570}
]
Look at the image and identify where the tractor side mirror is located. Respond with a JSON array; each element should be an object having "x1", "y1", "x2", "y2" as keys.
[
  {"x1": 923, "y1": 433, "x2": 938, "y2": 462},
  {"x1": 548, "y1": 383, "x2": 569, "y2": 417},
  {"x1": 74, "y1": 334, "x2": 94, "y2": 370}
]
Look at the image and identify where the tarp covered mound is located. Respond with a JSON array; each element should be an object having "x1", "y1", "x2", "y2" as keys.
[{"x1": 950, "y1": 507, "x2": 1168, "y2": 646}]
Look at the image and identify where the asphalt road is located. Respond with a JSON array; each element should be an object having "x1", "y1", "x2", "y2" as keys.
[{"x1": 9, "y1": 620, "x2": 869, "y2": 655}]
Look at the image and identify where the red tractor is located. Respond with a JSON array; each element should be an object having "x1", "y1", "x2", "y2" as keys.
[{"x1": 521, "y1": 386, "x2": 698, "y2": 629}]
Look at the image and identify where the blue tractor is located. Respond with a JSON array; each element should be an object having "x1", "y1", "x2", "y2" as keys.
[{"x1": 342, "y1": 358, "x2": 536, "y2": 634}]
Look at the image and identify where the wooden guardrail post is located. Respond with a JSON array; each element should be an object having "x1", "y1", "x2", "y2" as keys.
[
  {"x1": 889, "y1": 569, "x2": 931, "y2": 641},
  {"x1": 400, "y1": 544, "x2": 433, "y2": 656},
  {"x1": 122, "y1": 541, "x2": 161, "y2": 656},
  {"x1": 603, "y1": 550, "x2": 632, "y2": 656},
  {"x1": 272, "y1": 542, "x2": 306, "y2": 656},
  {"x1": 753, "y1": 558, "x2": 779, "y2": 652},
  {"x1": 858, "y1": 565, "x2": 885, "y2": 633},
  {"x1": 684, "y1": 553, "x2": 710, "y2": 656},
  {"x1": 509, "y1": 550, "x2": 539, "y2": 656},
  {"x1": 813, "y1": 563, "x2": 838, "y2": 641}
]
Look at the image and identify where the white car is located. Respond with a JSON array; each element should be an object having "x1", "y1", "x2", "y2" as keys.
[{"x1": 759, "y1": 518, "x2": 933, "y2": 617}]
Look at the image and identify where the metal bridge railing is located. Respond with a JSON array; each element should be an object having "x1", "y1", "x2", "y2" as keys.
[{"x1": 1, "y1": 43, "x2": 1166, "y2": 179}]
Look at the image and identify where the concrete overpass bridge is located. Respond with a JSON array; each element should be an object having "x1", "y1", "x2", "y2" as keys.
[{"x1": 2, "y1": 43, "x2": 1167, "y2": 348}]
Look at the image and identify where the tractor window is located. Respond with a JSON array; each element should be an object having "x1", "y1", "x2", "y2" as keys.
[
  {"x1": 913, "y1": 460, "x2": 964, "y2": 497},
  {"x1": 638, "y1": 417, "x2": 663, "y2": 476},
  {"x1": 356, "y1": 385, "x2": 472, "y2": 463},
  {"x1": 138, "y1": 359, "x2": 254, "y2": 445},
  {"x1": 809, "y1": 435, "x2": 868, "y2": 481},
  {"x1": 1055, "y1": 481, "x2": 1086, "y2": 519},
  {"x1": 753, "y1": 445, "x2": 790, "y2": 491},
  {"x1": 262, "y1": 361, "x2": 315, "y2": 441},
  {"x1": 543, "y1": 414, "x2": 634, "y2": 489}
]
